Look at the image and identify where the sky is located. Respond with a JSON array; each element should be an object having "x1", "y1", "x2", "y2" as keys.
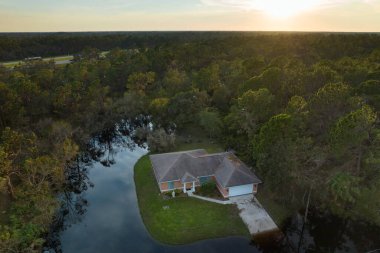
[{"x1": 0, "y1": 0, "x2": 379, "y2": 32}]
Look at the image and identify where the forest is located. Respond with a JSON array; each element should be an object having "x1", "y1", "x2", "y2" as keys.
[{"x1": 0, "y1": 32, "x2": 380, "y2": 252}]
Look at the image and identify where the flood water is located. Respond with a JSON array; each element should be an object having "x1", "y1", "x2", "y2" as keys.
[
  {"x1": 52, "y1": 135, "x2": 259, "y2": 253},
  {"x1": 48, "y1": 127, "x2": 380, "y2": 253}
]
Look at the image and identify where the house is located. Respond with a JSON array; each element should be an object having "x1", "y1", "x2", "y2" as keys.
[{"x1": 149, "y1": 149, "x2": 262, "y2": 198}]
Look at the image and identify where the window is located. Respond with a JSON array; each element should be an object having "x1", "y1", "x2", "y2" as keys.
[{"x1": 168, "y1": 181, "x2": 174, "y2": 190}]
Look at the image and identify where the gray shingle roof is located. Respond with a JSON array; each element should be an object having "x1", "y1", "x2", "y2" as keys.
[
  {"x1": 149, "y1": 149, "x2": 262, "y2": 187},
  {"x1": 149, "y1": 149, "x2": 207, "y2": 182},
  {"x1": 214, "y1": 155, "x2": 262, "y2": 187}
]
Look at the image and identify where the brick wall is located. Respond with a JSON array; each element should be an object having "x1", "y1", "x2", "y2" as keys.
[
  {"x1": 160, "y1": 180, "x2": 182, "y2": 192},
  {"x1": 215, "y1": 181, "x2": 229, "y2": 198}
]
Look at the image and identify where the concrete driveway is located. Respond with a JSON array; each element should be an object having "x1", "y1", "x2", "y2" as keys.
[{"x1": 230, "y1": 194, "x2": 278, "y2": 234}]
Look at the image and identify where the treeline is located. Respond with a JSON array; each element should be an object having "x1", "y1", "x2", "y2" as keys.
[
  {"x1": 0, "y1": 32, "x2": 380, "y2": 252},
  {"x1": 1, "y1": 32, "x2": 380, "y2": 61}
]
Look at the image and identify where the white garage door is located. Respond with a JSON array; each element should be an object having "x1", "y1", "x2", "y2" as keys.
[{"x1": 228, "y1": 184, "x2": 253, "y2": 197}]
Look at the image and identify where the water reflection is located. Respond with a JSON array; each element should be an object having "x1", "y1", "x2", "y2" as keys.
[{"x1": 281, "y1": 210, "x2": 380, "y2": 253}]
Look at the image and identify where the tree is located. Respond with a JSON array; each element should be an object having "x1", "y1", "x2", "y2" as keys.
[
  {"x1": 111, "y1": 91, "x2": 148, "y2": 121},
  {"x1": 9, "y1": 72, "x2": 48, "y2": 121},
  {"x1": 0, "y1": 82, "x2": 23, "y2": 130},
  {"x1": 24, "y1": 156, "x2": 63, "y2": 193},
  {"x1": 147, "y1": 128, "x2": 175, "y2": 153},
  {"x1": 226, "y1": 88, "x2": 276, "y2": 137},
  {"x1": 286, "y1": 95, "x2": 308, "y2": 115},
  {"x1": 198, "y1": 108, "x2": 223, "y2": 138},
  {"x1": 167, "y1": 89, "x2": 208, "y2": 128},
  {"x1": 357, "y1": 80, "x2": 380, "y2": 111},
  {"x1": 328, "y1": 172, "x2": 360, "y2": 210},
  {"x1": 0, "y1": 128, "x2": 37, "y2": 198},
  {"x1": 334, "y1": 57, "x2": 368, "y2": 87},
  {"x1": 162, "y1": 68, "x2": 189, "y2": 95},
  {"x1": 126, "y1": 72, "x2": 156, "y2": 95},
  {"x1": 351, "y1": 180, "x2": 380, "y2": 225},
  {"x1": 193, "y1": 63, "x2": 220, "y2": 93},
  {"x1": 253, "y1": 114, "x2": 298, "y2": 191},
  {"x1": 219, "y1": 59, "x2": 247, "y2": 92},
  {"x1": 308, "y1": 82, "x2": 361, "y2": 138},
  {"x1": 330, "y1": 105, "x2": 376, "y2": 173},
  {"x1": 306, "y1": 63, "x2": 342, "y2": 94},
  {"x1": 211, "y1": 85, "x2": 231, "y2": 112},
  {"x1": 240, "y1": 67, "x2": 282, "y2": 95},
  {"x1": 74, "y1": 47, "x2": 100, "y2": 62},
  {"x1": 149, "y1": 97, "x2": 169, "y2": 126}
]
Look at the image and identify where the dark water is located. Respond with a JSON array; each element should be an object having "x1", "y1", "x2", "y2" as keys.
[
  {"x1": 281, "y1": 211, "x2": 380, "y2": 253},
  {"x1": 48, "y1": 126, "x2": 380, "y2": 253}
]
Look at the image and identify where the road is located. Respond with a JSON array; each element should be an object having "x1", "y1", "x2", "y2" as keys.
[
  {"x1": 0, "y1": 50, "x2": 116, "y2": 68},
  {"x1": 1, "y1": 55, "x2": 74, "y2": 68}
]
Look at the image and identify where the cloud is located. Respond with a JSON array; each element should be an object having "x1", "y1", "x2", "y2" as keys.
[
  {"x1": 200, "y1": 0, "x2": 366, "y2": 11},
  {"x1": 200, "y1": 0, "x2": 254, "y2": 9}
]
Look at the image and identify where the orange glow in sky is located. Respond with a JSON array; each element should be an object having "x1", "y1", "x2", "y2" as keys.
[{"x1": 0, "y1": 0, "x2": 379, "y2": 32}]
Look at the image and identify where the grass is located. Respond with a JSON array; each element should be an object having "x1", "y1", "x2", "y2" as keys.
[
  {"x1": 134, "y1": 155, "x2": 249, "y2": 244},
  {"x1": 175, "y1": 126, "x2": 224, "y2": 153}
]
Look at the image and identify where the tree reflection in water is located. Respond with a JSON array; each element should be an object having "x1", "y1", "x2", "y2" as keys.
[
  {"x1": 278, "y1": 208, "x2": 380, "y2": 253},
  {"x1": 44, "y1": 118, "x2": 149, "y2": 252}
]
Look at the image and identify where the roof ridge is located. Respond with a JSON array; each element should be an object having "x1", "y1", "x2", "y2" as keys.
[
  {"x1": 234, "y1": 166, "x2": 255, "y2": 180},
  {"x1": 181, "y1": 171, "x2": 197, "y2": 183},
  {"x1": 226, "y1": 153, "x2": 255, "y2": 179},
  {"x1": 229, "y1": 155, "x2": 256, "y2": 180},
  {"x1": 182, "y1": 171, "x2": 196, "y2": 178},
  {"x1": 152, "y1": 149, "x2": 206, "y2": 157},
  {"x1": 161, "y1": 153, "x2": 196, "y2": 181},
  {"x1": 197, "y1": 152, "x2": 228, "y2": 158},
  {"x1": 222, "y1": 157, "x2": 236, "y2": 187},
  {"x1": 158, "y1": 153, "x2": 185, "y2": 181}
]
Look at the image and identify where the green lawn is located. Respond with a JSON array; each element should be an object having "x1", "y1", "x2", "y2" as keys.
[{"x1": 134, "y1": 155, "x2": 249, "y2": 244}]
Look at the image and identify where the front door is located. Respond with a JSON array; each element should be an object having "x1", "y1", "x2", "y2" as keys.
[{"x1": 186, "y1": 182, "x2": 192, "y2": 190}]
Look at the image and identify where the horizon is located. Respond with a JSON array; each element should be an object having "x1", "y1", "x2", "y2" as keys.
[
  {"x1": 1, "y1": 31, "x2": 380, "y2": 35},
  {"x1": 1, "y1": 0, "x2": 380, "y2": 32}
]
